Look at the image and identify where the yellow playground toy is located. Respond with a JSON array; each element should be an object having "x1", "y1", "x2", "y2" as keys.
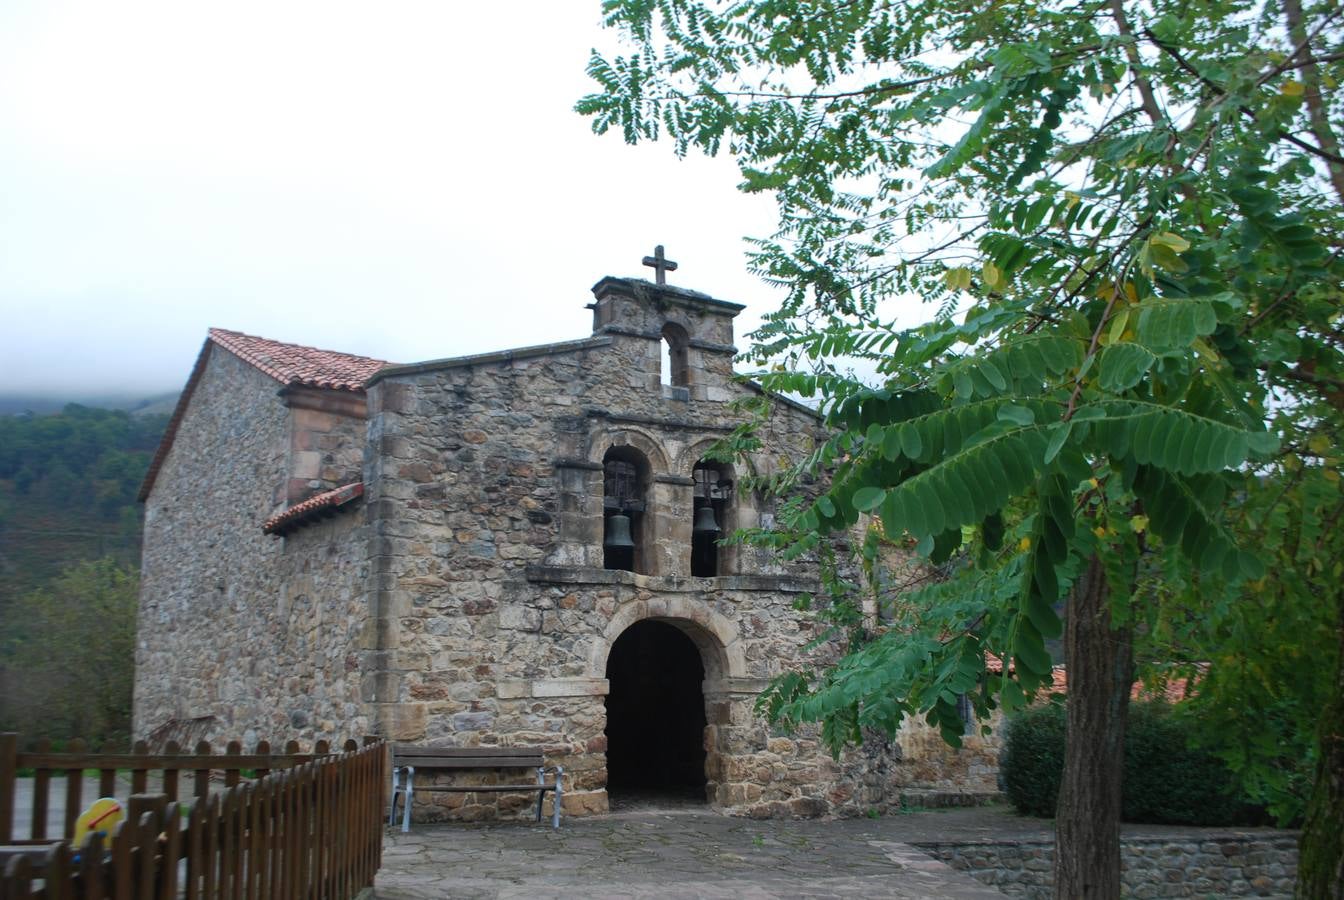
[{"x1": 72, "y1": 797, "x2": 124, "y2": 848}]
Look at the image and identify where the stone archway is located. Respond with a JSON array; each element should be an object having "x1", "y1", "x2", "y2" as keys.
[
  {"x1": 593, "y1": 603, "x2": 742, "y2": 808},
  {"x1": 604, "y1": 619, "x2": 707, "y2": 803}
]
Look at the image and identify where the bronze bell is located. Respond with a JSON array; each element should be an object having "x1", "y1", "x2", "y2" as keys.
[
  {"x1": 604, "y1": 513, "x2": 635, "y2": 548},
  {"x1": 693, "y1": 504, "x2": 720, "y2": 535}
]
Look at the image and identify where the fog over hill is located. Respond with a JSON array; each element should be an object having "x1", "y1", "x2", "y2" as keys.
[{"x1": 0, "y1": 392, "x2": 179, "y2": 417}]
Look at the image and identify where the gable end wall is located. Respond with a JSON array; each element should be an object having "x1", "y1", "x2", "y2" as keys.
[{"x1": 135, "y1": 347, "x2": 371, "y2": 747}]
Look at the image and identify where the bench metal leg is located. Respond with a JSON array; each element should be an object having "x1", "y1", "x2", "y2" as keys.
[
  {"x1": 389, "y1": 766, "x2": 402, "y2": 827},
  {"x1": 552, "y1": 767, "x2": 564, "y2": 830},
  {"x1": 401, "y1": 765, "x2": 415, "y2": 833},
  {"x1": 535, "y1": 768, "x2": 546, "y2": 823}
]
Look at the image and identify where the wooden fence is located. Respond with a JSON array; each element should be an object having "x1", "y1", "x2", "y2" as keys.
[{"x1": 0, "y1": 734, "x2": 386, "y2": 899}]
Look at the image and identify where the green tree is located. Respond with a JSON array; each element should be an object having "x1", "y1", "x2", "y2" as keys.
[
  {"x1": 0, "y1": 405, "x2": 167, "y2": 607},
  {"x1": 580, "y1": 1, "x2": 1343, "y2": 896},
  {"x1": 1148, "y1": 444, "x2": 1341, "y2": 826},
  {"x1": 0, "y1": 558, "x2": 139, "y2": 749}
]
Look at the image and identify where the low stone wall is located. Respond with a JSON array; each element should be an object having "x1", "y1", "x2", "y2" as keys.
[{"x1": 914, "y1": 835, "x2": 1298, "y2": 899}]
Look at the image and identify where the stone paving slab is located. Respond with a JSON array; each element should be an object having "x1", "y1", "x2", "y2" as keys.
[{"x1": 374, "y1": 808, "x2": 1011, "y2": 899}]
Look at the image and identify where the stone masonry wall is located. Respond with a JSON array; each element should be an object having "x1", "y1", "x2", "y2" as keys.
[
  {"x1": 362, "y1": 280, "x2": 1001, "y2": 819},
  {"x1": 917, "y1": 835, "x2": 1299, "y2": 899},
  {"x1": 282, "y1": 386, "x2": 368, "y2": 503},
  {"x1": 135, "y1": 345, "x2": 371, "y2": 748}
]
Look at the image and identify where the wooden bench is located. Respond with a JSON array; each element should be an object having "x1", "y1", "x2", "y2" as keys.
[{"x1": 387, "y1": 746, "x2": 563, "y2": 831}]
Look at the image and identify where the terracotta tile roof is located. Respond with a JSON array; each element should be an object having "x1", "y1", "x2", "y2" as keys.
[
  {"x1": 138, "y1": 330, "x2": 392, "y2": 502},
  {"x1": 985, "y1": 654, "x2": 1198, "y2": 701},
  {"x1": 985, "y1": 654, "x2": 1069, "y2": 693},
  {"x1": 1130, "y1": 670, "x2": 1201, "y2": 703},
  {"x1": 208, "y1": 328, "x2": 388, "y2": 392},
  {"x1": 263, "y1": 483, "x2": 364, "y2": 536}
]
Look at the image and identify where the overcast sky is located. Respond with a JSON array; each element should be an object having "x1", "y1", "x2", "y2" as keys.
[{"x1": 0, "y1": 2, "x2": 791, "y2": 399}]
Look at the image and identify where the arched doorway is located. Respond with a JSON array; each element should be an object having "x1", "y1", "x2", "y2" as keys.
[{"x1": 604, "y1": 619, "x2": 708, "y2": 805}]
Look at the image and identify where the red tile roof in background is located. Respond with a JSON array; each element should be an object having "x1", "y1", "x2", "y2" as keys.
[
  {"x1": 208, "y1": 328, "x2": 388, "y2": 392},
  {"x1": 263, "y1": 482, "x2": 364, "y2": 536},
  {"x1": 984, "y1": 653, "x2": 1196, "y2": 701},
  {"x1": 137, "y1": 330, "x2": 392, "y2": 502}
]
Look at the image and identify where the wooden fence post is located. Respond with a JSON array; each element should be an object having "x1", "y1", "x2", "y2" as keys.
[
  {"x1": 162, "y1": 741, "x2": 181, "y2": 805},
  {"x1": 134, "y1": 809, "x2": 158, "y2": 900},
  {"x1": 192, "y1": 741, "x2": 211, "y2": 801},
  {"x1": 130, "y1": 740, "x2": 149, "y2": 796},
  {"x1": 4, "y1": 853, "x2": 33, "y2": 896},
  {"x1": 81, "y1": 832, "x2": 107, "y2": 900},
  {"x1": 45, "y1": 841, "x2": 73, "y2": 900},
  {"x1": 159, "y1": 801, "x2": 182, "y2": 900},
  {"x1": 32, "y1": 737, "x2": 51, "y2": 841},
  {"x1": 0, "y1": 732, "x2": 17, "y2": 844},
  {"x1": 64, "y1": 739, "x2": 87, "y2": 840},
  {"x1": 127, "y1": 794, "x2": 167, "y2": 832},
  {"x1": 111, "y1": 819, "x2": 133, "y2": 900}
]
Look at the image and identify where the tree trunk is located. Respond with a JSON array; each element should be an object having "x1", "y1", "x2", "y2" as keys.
[
  {"x1": 1054, "y1": 554, "x2": 1135, "y2": 899},
  {"x1": 1297, "y1": 585, "x2": 1344, "y2": 898}
]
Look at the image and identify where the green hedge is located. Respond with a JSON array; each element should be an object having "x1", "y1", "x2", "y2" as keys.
[
  {"x1": 1001, "y1": 701, "x2": 1068, "y2": 818},
  {"x1": 1002, "y1": 701, "x2": 1260, "y2": 825}
]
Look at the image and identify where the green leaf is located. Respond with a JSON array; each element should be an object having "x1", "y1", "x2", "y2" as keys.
[
  {"x1": 1014, "y1": 622, "x2": 1053, "y2": 676},
  {"x1": 979, "y1": 359, "x2": 1008, "y2": 391},
  {"x1": 1092, "y1": 402, "x2": 1259, "y2": 474},
  {"x1": 1107, "y1": 307, "x2": 1130, "y2": 345},
  {"x1": 873, "y1": 426, "x2": 1047, "y2": 540},
  {"x1": 1043, "y1": 421, "x2": 1072, "y2": 464},
  {"x1": 1097, "y1": 343, "x2": 1157, "y2": 392},
  {"x1": 882, "y1": 426, "x2": 905, "y2": 460},
  {"x1": 998, "y1": 404, "x2": 1036, "y2": 426},
  {"x1": 1134, "y1": 298, "x2": 1217, "y2": 351},
  {"x1": 901, "y1": 423, "x2": 924, "y2": 459},
  {"x1": 1025, "y1": 586, "x2": 1062, "y2": 638},
  {"x1": 851, "y1": 486, "x2": 886, "y2": 512}
]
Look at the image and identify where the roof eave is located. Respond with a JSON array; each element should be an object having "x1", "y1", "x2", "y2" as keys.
[
  {"x1": 137, "y1": 338, "x2": 215, "y2": 502},
  {"x1": 366, "y1": 336, "x2": 613, "y2": 386}
]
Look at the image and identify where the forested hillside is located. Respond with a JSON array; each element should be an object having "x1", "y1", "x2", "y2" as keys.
[
  {"x1": 0, "y1": 404, "x2": 168, "y2": 602},
  {"x1": 0, "y1": 404, "x2": 169, "y2": 747}
]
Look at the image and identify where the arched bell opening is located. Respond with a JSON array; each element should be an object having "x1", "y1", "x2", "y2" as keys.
[
  {"x1": 603, "y1": 446, "x2": 650, "y2": 573},
  {"x1": 661, "y1": 322, "x2": 690, "y2": 387},
  {"x1": 603, "y1": 619, "x2": 710, "y2": 807},
  {"x1": 691, "y1": 460, "x2": 733, "y2": 577}
]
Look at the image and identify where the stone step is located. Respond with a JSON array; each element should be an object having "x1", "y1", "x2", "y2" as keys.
[{"x1": 899, "y1": 789, "x2": 1005, "y2": 810}]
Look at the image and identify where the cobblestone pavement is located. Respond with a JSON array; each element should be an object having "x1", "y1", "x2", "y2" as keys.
[{"x1": 374, "y1": 807, "x2": 1016, "y2": 899}]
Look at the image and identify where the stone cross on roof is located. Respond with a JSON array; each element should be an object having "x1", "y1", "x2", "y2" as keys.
[{"x1": 641, "y1": 245, "x2": 679, "y2": 285}]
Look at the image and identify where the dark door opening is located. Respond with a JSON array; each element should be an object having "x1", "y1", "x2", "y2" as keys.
[{"x1": 604, "y1": 619, "x2": 708, "y2": 804}]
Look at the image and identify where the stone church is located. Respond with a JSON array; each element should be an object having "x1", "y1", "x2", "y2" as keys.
[{"x1": 134, "y1": 263, "x2": 999, "y2": 819}]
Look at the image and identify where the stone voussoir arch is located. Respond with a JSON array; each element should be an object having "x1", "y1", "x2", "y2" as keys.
[
  {"x1": 589, "y1": 597, "x2": 745, "y2": 683},
  {"x1": 675, "y1": 437, "x2": 731, "y2": 476},
  {"x1": 587, "y1": 425, "x2": 672, "y2": 475},
  {"x1": 659, "y1": 309, "x2": 695, "y2": 337},
  {"x1": 675, "y1": 438, "x2": 765, "y2": 484}
]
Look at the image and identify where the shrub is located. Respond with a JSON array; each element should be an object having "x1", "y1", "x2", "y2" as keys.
[
  {"x1": 1002, "y1": 700, "x2": 1260, "y2": 825},
  {"x1": 1001, "y1": 700, "x2": 1067, "y2": 817},
  {"x1": 1122, "y1": 704, "x2": 1256, "y2": 825}
]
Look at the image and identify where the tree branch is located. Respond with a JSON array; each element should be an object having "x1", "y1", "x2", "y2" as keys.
[
  {"x1": 1142, "y1": 25, "x2": 1344, "y2": 170},
  {"x1": 1108, "y1": 1, "x2": 1167, "y2": 127},
  {"x1": 1259, "y1": 4, "x2": 1344, "y2": 87},
  {"x1": 709, "y1": 71, "x2": 953, "y2": 102},
  {"x1": 1282, "y1": 0, "x2": 1344, "y2": 206}
]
